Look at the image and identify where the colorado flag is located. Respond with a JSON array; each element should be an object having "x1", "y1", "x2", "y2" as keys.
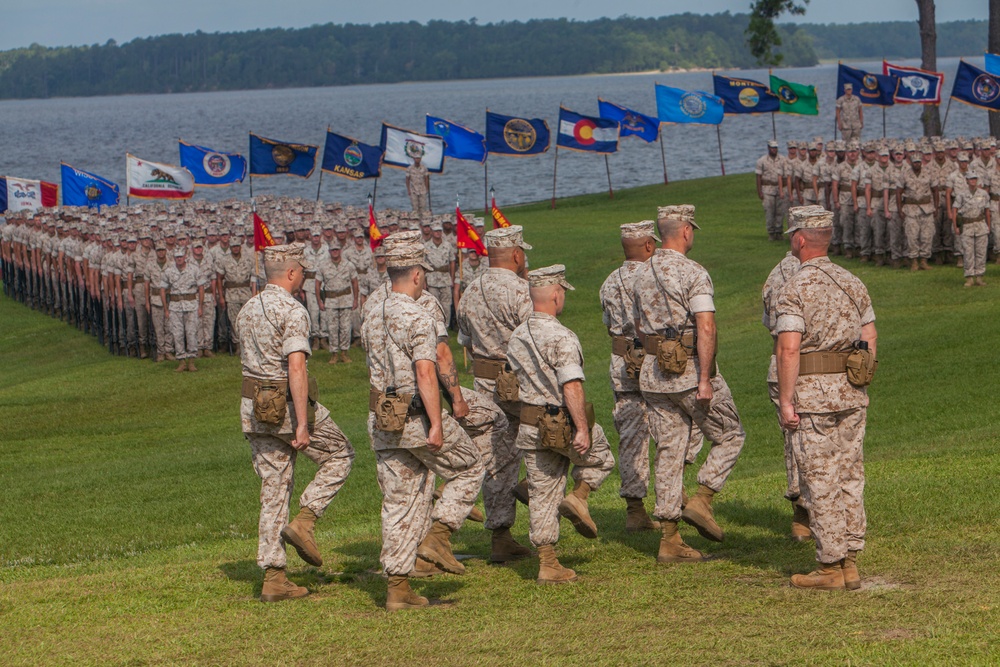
[{"x1": 557, "y1": 107, "x2": 619, "y2": 153}]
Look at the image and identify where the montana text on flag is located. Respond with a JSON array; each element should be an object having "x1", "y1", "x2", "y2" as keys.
[
  {"x1": 178, "y1": 140, "x2": 247, "y2": 187},
  {"x1": 321, "y1": 131, "x2": 383, "y2": 181},
  {"x1": 986, "y1": 53, "x2": 1000, "y2": 76},
  {"x1": 837, "y1": 64, "x2": 897, "y2": 106},
  {"x1": 456, "y1": 206, "x2": 487, "y2": 255},
  {"x1": 249, "y1": 133, "x2": 318, "y2": 178},
  {"x1": 426, "y1": 116, "x2": 487, "y2": 162},
  {"x1": 597, "y1": 99, "x2": 659, "y2": 142},
  {"x1": 0, "y1": 177, "x2": 58, "y2": 213},
  {"x1": 60, "y1": 163, "x2": 119, "y2": 208},
  {"x1": 713, "y1": 74, "x2": 780, "y2": 114},
  {"x1": 769, "y1": 74, "x2": 819, "y2": 115},
  {"x1": 368, "y1": 204, "x2": 384, "y2": 250},
  {"x1": 380, "y1": 124, "x2": 446, "y2": 173},
  {"x1": 253, "y1": 211, "x2": 277, "y2": 251},
  {"x1": 126, "y1": 154, "x2": 194, "y2": 200},
  {"x1": 951, "y1": 60, "x2": 1000, "y2": 112},
  {"x1": 491, "y1": 196, "x2": 511, "y2": 229},
  {"x1": 655, "y1": 84, "x2": 724, "y2": 125},
  {"x1": 556, "y1": 107, "x2": 619, "y2": 153},
  {"x1": 485, "y1": 111, "x2": 551, "y2": 156},
  {"x1": 882, "y1": 62, "x2": 944, "y2": 105}
]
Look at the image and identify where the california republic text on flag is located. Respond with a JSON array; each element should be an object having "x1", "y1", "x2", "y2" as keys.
[
  {"x1": 61, "y1": 163, "x2": 119, "y2": 208},
  {"x1": 179, "y1": 140, "x2": 247, "y2": 186},
  {"x1": 380, "y1": 124, "x2": 445, "y2": 173},
  {"x1": 456, "y1": 206, "x2": 486, "y2": 255},
  {"x1": 126, "y1": 154, "x2": 194, "y2": 200},
  {"x1": 0, "y1": 177, "x2": 58, "y2": 213},
  {"x1": 557, "y1": 107, "x2": 619, "y2": 153}
]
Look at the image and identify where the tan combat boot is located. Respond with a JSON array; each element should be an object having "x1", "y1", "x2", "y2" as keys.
[
  {"x1": 842, "y1": 550, "x2": 861, "y2": 591},
  {"x1": 433, "y1": 483, "x2": 484, "y2": 522},
  {"x1": 281, "y1": 506, "x2": 323, "y2": 566},
  {"x1": 625, "y1": 497, "x2": 659, "y2": 533},
  {"x1": 874, "y1": 253, "x2": 885, "y2": 267},
  {"x1": 155, "y1": 353, "x2": 164, "y2": 362},
  {"x1": 328, "y1": 352, "x2": 338, "y2": 364},
  {"x1": 203, "y1": 349, "x2": 215, "y2": 358},
  {"x1": 891, "y1": 259, "x2": 900, "y2": 269},
  {"x1": 791, "y1": 561, "x2": 846, "y2": 591},
  {"x1": 910, "y1": 259, "x2": 919, "y2": 272},
  {"x1": 339, "y1": 351, "x2": 352, "y2": 364},
  {"x1": 681, "y1": 484, "x2": 724, "y2": 542},
  {"x1": 956, "y1": 255, "x2": 964, "y2": 268},
  {"x1": 140, "y1": 345, "x2": 149, "y2": 360},
  {"x1": 790, "y1": 502, "x2": 811, "y2": 542},
  {"x1": 311, "y1": 337, "x2": 319, "y2": 351},
  {"x1": 385, "y1": 574, "x2": 429, "y2": 611},
  {"x1": 657, "y1": 520, "x2": 708, "y2": 563},
  {"x1": 416, "y1": 520, "x2": 465, "y2": 574},
  {"x1": 408, "y1": 557, "x2": 442, "y2": 578},
  {"x1": 844, "y1": 248, "x2": 854, "y2": 259},
  {"x1": 536, "y1": 544, "x2": 577, "y2": 584},
  {"x1": 166, "y1": 352, "x2": 176, "y2": 360},
  {"x1": 512, "y1": 478, "x2": 530, "y2": 506},
  {"x1": 175, "y1": 360, "x2": 187, "y2": 372},
  {"x1": 260, "y1": 567, "x2": 309, "y2": 602},
  {"x1": 186, "y1": 359, "x2": 198, "y2": 372},
  {"x1": 964, "y1": 278, "x2": 975, "y2": 288},
  {"x1": 490, "y1": 527, "x2": 532, "y2": 563},
  {"x1": 934, "y1": 252, "x2": 944, "y2": 266},
  {"x1": 975, "y1": 276, "x2": 987, "y2": 286},
  {"x1": 558, "y1": 481, "x2": 597, "y2": 539},
  {"x1": 919, "y1": 258, "x2": 932, "y2": 270}
]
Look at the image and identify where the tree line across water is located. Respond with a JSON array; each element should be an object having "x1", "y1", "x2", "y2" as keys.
[{"x1": 0, "y1": 14, "x2": 986, "y2": 100}]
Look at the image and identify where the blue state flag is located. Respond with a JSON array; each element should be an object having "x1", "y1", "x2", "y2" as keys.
[
  {"x1": 985, "y1": 53, "x2": 1000, "y2": 76},
  {"x1": 556, "y1": 107, "x2": 619, "y2": 153},
  {"x1": 597, "y1": 99, "x2": 659, "y2": 142},
  {"x1": 951, "y1": 60, "x2": 1000, "y2": 112},
  {"x1": 655, "y1": 85, "x2": 724, "y2": 125},
  {"x1": 249, "y1": 133, "x2": 318, "y2": 178},
  {"x1": 712, "y1": 74, "x2": 780, "y2": 114},
  {"x1": 60, "y1": 162, "x2": 119, "y2": 208},
  {"x1": 426, "y1": 116, "x2": 487, "y2": 162},
  {"x1": 179, "y1": 140, "x2": 247, "y2": 187},
  {"x1": 485, "y1": 111, "x2": 550, "y2": 156},
  {"x1": 883, "y1": 62, "x2": 944, "y2": 104},
  {"x1": 837, "y1": 64, "x2": 897, "y2": 106},
  {"x1": 321, "y1": 131, "x2": 383, "y2": 180}
]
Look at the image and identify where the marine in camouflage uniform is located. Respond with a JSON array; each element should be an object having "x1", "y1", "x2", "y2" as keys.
[
  {"x1": 217, "y1": 237, "x2": 256, "y2": 350},
  {"x1": 237, "y1": 242, "x2": 354, "y2": 602},
  {"x1": 755, "y1": 140, "x2": 786, "y2": 240},
  {"x1": 316, "y1": 244, "x2": 358, "y2": 363},
  {"x1": 424, "y1": 222, "x2": 456, "y2": 327},
  {"x1": 303, "y1": 229, "x2": 329, "y2": 349},
  {"x1": 863, "y1": 148, "x2": 894, "y2": 266},
  {"x1": 832, "y1": 142, "x2": 860, "y2": 257},
  {"x1": 507, "y1": 265, "x2": 615, "y2": 584},
  {"x1": 951, "y1": 172, "x2": 991, "y2": 286},
  {"x1": 190, "y1": 241, "x2": 218, "y2": 357},
  {"x1": 632, "y1": 205, "x2": 746, "y2": 563},
  {"x1": 145, "y1": 242, "x2": 174, "y2": 361},
  {"x1": 775, "y1": 207, "x2": 877, "y2": 591},
  {"x1": 835, "y1": 84, "x2": 863, "y2": 144},
  {"x1": 897, "y1": 155, "x2": 937, "y2": 270},
  {"x1": 160, "y1": 249, "x2": 205, "y2": 371}
]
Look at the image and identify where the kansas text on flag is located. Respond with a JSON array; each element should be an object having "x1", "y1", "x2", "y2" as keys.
[{"x1": 322, "y1": 131, "x2": 383, "y2": 180}]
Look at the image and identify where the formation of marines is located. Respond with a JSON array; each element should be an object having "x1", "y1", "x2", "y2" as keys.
[{"x1": 756, "y1": 134, "x2": 996, "y2": 286}]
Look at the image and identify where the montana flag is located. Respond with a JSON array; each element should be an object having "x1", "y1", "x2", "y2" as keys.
[
  {"x1": 556, "y1": 107, "x2": 619, "y2": 153},
  {"x1": 249, "y1": 133, "x2": 318, "y2": 178},
  {"x1": 654, "y1": 85, "x2": 724, "y2": 125},
  {"x1": 368, "y1": 204, "x2": 384, "y2": 250},
  {"x1": 179, "y1": 141, "x2": 247, "y2": 186},
  {"x1": 322, "y1": 131, "x2": 383, "y2": 180},
  {"x1": 713, "y1": 74, "x2": 780, "y2": 114},
  {"x1": 456, "y1": 206, "x2": 487, "y2": 255},
  {"x1": 485, "y1": 111, "x2": 550, "y2": 156},
  {"x1": 491, "y1": 196, "x2": 511, "y2": 229},
  {"x1": 769, "y1": 74, "x2": 819, "y2": 115},
  {"x1": 882, "y1": 62, "x2": 944, "y2": 105},
  {"x1": 253, "y1": 211, "x2": 277, "y2": 252},
  {"x1": 986, "y1": 53, "x2": 1000, "y2": 76},
  {"x1": 380, "y1": 124, "x2": 446, "y2": 173},
  {"x1": 60, "y1": 163, "x2": 119, "y2": 208},
  {"x1": 837, "y1": 64, "x2": 897, "y2": 106},
  {"x1": 0, "y1": 177, "x2": 58, "y2": 213},
  {"x1": 951, "y1": 60, "x2": 1000, "y2": 112},
  {"x1": 597, "y1": 99, "x2": 659, "y2": 142},
  {"x1": 126, "y1": 154, "x2": 194, "y2": 200},
  {"x1": 426, "y1": 116, "x2": 487, "y2": 162}
]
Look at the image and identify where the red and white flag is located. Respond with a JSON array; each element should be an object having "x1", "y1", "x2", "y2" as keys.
[
  {"x1": 1, "y1": 177, "x2": 58, "y2": 212},
  {"x1": 126, "y1": 154, "x2": 194, "y2": 200}
]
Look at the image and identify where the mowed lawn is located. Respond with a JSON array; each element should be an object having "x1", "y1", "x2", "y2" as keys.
[{"x1": 1, "y1": 174, "x2": 997, "y2": 666}]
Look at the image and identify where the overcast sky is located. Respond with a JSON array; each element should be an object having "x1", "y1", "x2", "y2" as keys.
[{"x1": 0, "y1": 0, "x2": 985, "y2": 51}]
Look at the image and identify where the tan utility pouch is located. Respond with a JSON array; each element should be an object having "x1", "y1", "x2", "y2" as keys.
[
  {"x1": 656, "y1": 338, "x2": 688, "y2": 375},
  {"x1": 371, "y1": 388, "x2": 413, "y2": 433},
  {"x1": 845, "y1": 348, "x2": 877, "y2": 387},
  {"x1": 495, "y1": 364, "x2": 520, "y2": 403},
  {"x1": 538, "y1": 410, "x2": 572, "y2": 449},
  {"x1": 252, "y1": 381, "x2": 288, "y2": 426},
  {"x1": 613, "y1": 335, "x2": 646, "y2": 378}
]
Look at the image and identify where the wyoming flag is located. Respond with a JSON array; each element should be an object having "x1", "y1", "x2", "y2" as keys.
[{"x1": 456, "y1": 206, "x2": 486, "y2": 255}]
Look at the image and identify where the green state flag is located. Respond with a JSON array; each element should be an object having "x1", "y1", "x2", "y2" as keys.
[{"x1": 769, "y1": 74, "x2": 819, "y2": 115}]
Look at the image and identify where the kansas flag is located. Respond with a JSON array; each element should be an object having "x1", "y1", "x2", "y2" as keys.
[
  {"x1": 426, "y1": 116, "x2": 487, "y2": 162},
  {"x1": 655, "y1": 85, "x2": 724, "y2": 125},
  {"x1": 713, "y1": 74, "x2": 780, "y2": 114},
  {"x1": 179, "y1": 141, "x2": 247, "y2": 186},
  {"x1": 597, "y1": 99, "x2": 659, "y2": 142},
  {"x1": 249, "y1": 133, "x2": 318, "y2": 178},
  {"x1": 557, "y1": 107, "x2": 619, "y2": 153},
  {"x1": 837, "y1": 64, "x2": 898, "y2": 106},
  {"x1": 951, "y1": 60, "x2": 1000, "y2": 112},
  {"x1": 485, "y1": 111, "x2": 550, "y2": 156},
  {"x1": 321, "y1": 131, "x2": 383, "y2": 180},
  {"x1": 61, "y1": 162, "x2": 120, "y2": 208}
]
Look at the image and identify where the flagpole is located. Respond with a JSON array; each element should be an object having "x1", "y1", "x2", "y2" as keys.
[
  {"x1": 771, "y1": 113, "x2": 777, "y2": 141},
  {"x1": 659, "y1": 129, "x2": 669, "y2": 185},
  {"x1": 125, "y1": 154, "x2": 131, "y2": 207},
  {"x1": 372, "y1": 178, "x2": 379, "y2": 209},
  {"x1": 715, "y1": 125, "x2": 726, "y2": 176},
  {"x1": 941, "y1": 97, "x2": 954, "y2": 136},
  {"x1": 483, "y1": 161, "x2": 489, "y2": 218},
  {"x1": 882, "y1": 106, "x2": 886, "y2": 139},
  {"x1": 315, "y1": 168, "x2": 324, "y2": 201},
  {"x1": 249, "y1": 172, "x2": 254, "y2": 199},
  {"x1": 550, "y1": 146, "x2": 560, "y2": 209},
  {"x1": 604, "y1": 154, "x2": 614, "y2": 199}
]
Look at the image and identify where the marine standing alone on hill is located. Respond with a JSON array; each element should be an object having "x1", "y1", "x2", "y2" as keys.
[
  {"x1": 836, "y1": 83, "x2": 863, "y2": 144},
  {"x1": 406, "y1": 154, "x2": 431, "y2": 221},
  {"x1": 756, "y1": 140, "x2": 786, "y2": 240}
]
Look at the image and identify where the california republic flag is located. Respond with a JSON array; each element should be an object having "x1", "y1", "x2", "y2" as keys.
[{"x1": 126, "y1": 154, "x2": 195, "y2": 199}]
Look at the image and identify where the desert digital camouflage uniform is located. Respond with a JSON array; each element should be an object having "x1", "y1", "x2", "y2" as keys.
[
  {"x1": 507, "y1": 310, "x2": 615, "y2": 548},
  {"x1": 160, "y1": 258, "x2": 204, "y2": 361},
  {"x1": 898, "y1": 160, "x2": 936, "y2": 261},
  {"x1": 424, "y1": 237, "x2": 456, "y2": 325},
  {"x1": 886, "y1": 155, "x2": 907, "y2": 261},
  {"x1": 128, "y1": 243, "x2": 153, "y2": 353},
  {"x1": 218, "y1": 247, "x2": 255, "y2": 346},
  {"x1": 863, "y1": 156, "x2": 894, "y2": 261},
  {"x1": 755, "y1": 149, "x2": 785, "y2": 237},
  {"x1": 929, "y1": 156, "x2": 956, "y2": 258},
  {"x1": 762, "y1": 250, "x2": 802, "y2": 501},
  {"x1": 953, "y1": 183, "x2": 991, "y2": 279},
  {"x1": 802, "y1": 155, "x2": 822, "y2": 205},
  {"x1": 303, "y1": 238, "x2": 328, "y2": 341},
  {"x1": 237, "y1": 283, "x2": 354, "y2": 570},
  {"x1": 457, "y1": 254, "x2": 488, "y2": 295},
  {"x1": 191, "y1": 250, "x2": 217, "y2": 353},
  {"x1": 145, "y1": 250, "x2": 174, "y2": 357},
  {"x1": 361, "y1": 290, "x2": 484, "y2": 576},
  {"x1": 632, "y1": 247, "x2": 745, "y2": 525},
  {"x1": 852, "y1": 155, "x2": 875, "y2": 258},
  {"x1": 988, "y1": 161, "x2": 1000, "y2": 254},
  {"x1": 317, "y1": 253, "x2": 357, "y2": 352},
  {"x1": 836, "y1": 94, "x2": 862, "y2": 143},
  {"x1": 406, "y1": 161, "x2": 430, "y2": 219},
  {"x1": 775, "y1": 257, "x2": 875, "y2": 565},
  {"x1": 832, "y1": 154, "x2": 859, "y2": 253}
]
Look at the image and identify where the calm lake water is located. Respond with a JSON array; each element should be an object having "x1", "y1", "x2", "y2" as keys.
[{"x1": 0, "y1": 57, "x2": 988, "y2": 212}]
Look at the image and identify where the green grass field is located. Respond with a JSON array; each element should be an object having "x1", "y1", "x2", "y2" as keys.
[{"x1": 1, "y1": 174, "x2": 998, "y2": 666}]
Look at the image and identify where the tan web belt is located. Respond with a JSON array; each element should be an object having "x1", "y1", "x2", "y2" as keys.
[
  {"x1": 958, "y1": 215, "x2": 986, "y2": 226},
  {"x1": 169, "y1": 293, "x2": 197, "y2": 302},
  {"x1": 642, "y1": 331, "x2": 696, "y2": 354},
  {"x1": 367, "y1": 387, "x2": 425, "y2": 416},
  {"x1": 241, "y1": 376, "x2": 288, "y2": 399},
  {"x1": 611, "y1": 335, "x2": 635, "y2": 357},
  {"x1": 798, "y1": 351, "x2": 850, "y2": 375},
  {"x1": 303, "y1": 271, "x2": 317, "y2": 279},
  {"x1": 520, "y1": 402, "x2": 596, "y2": 430},
  {"x1": 472, "y1": 356, "x2": 507, "y2": 380},
  {"x1": 224, "y1": 281, "x2": 250, "y2": 290},
  {"x1": 904, "y1": 197, "x2": 932, "y2": 205},
  {"x1": 323, "y1": 288, "x2": 352, "y2": 299}
]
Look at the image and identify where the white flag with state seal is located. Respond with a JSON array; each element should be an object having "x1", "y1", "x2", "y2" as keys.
[
  {"x1": 379, "y1": 124, "x2": 446, "y2": 173},
  {"x1": 126, "y1": 154, "x2": 195, "y2": 200}
]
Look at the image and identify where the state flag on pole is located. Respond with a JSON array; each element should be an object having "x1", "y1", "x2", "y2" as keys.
[
  {"x1": 655, "y1": 84, "x2": 724, "y2": 125},
  {"x1": 837, "y1": 63, "x2": 898, "y2": 106},
  {"x1": 597, "y1": 99, "x2": 659, "y2": 142},
  {"x1": 882, "y1": 62, "x2": 944, "y2": 105},
  {"x1": 951, "y1": 60, "x2": 1000, "y2": 112},
  {"x1": 491, "y1": 196, "x2": 511, "y2": 229},
  {"x1": 369, "y1": 204, "x2": 384, "y2": 250},
  {"x1": 249, "y1": 133, "x2": 318, "y2": 178},
  {"x1": 712, "y1": 74, "x2": 780, "y2": 114},
  {"x1": 426, "y1": 116, "x2": 487, "y2": 162},
  {"x1": 321, "y1": 131, "x2": 383, "y2": 180},
  {"x1": 485, "y1": 111, "x2": 551, "y2": 156},
  {"x1": 769, "y1": 74, "x2": 819, "y2": 115},
  {"x1": 126, "y1": 154, "x2": 194, "y2": 200},
  {"x1": 985, "y1": 53, "x2": 1000, "y2": 75},
  {"x1": 380, "y1": 124, "x2": 446, "y2": 172},
  {"x1": 556, "y1": 107, "x2": 619, "y2": 153},
  {"x1": 0, "y1": 176, "x2": 58, "y2": 213},
  {"x1": 253, "y1": 210, "x2": 277, "y2": 251},
  {"x1": 179, "y1": 140, "x2": 247, "y2": 186},
  {"x1": 61, "y1": 163, "x2": 120, "y2": 208},
  {"x1": 456, "y1": 206, "x2": 487, "y2": 255}
]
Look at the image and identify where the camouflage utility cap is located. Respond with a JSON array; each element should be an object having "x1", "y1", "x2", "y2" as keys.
[
  {"x1": 785, "y1": 205, "x2": 834, "y2": 234},
  {"x1": 385, "y1": 240, "x2": 432, "y2": 271},
  {"x1": 620, "y1": 220, "x2": 660, "y2": 241},
  {"x1": 485, "y1": 224, "x2": 533, "y2": 250},
  {"x1": 264, "y1": 242, "x2": 311, "y2": 269},
  {"x1": 657, "y1": 204, "x2": 700, "y2": 230},
  {"x1": 528, "y1": 264, "x2": 575, "y2": 290}
]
